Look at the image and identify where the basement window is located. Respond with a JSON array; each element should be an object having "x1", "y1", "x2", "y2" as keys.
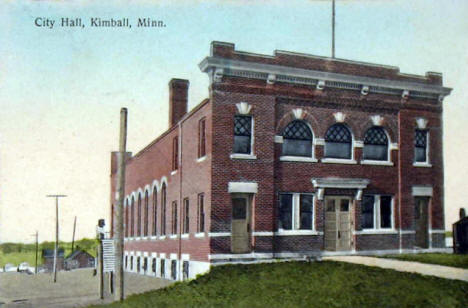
[
  {"x1": 278, "y1": 193, "x2": 314, "y2": 231},
  {"x1": 160, "y1": 259, "x2": 165, "y2": 278},
  {"x1": 171, "y1": 260, "x2": 177, "y2": 280}
]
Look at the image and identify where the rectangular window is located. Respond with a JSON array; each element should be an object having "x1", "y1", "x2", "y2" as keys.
[
  {"x1": 183, "y1": 198, "x2": 189, "y2": 234},
  {"x1": 279, "y1": 193, "x2": 314, "y2": 231},
  {"x1": 172, "y1": 201, "x2": 178, "y2": 234},
  {"x1": 172, "y1": 136, "x2": 179, "y2": 170},
  {"x1": 152, "y1": 258, "x2": 156, "y2": 273},
  {"x1": 361, "y1": 195, "x2": 375, "y2": 229},
  {"x1": 199, "y1": 118, "x2": 206, "y2": 158},
  {"x1": 183, "y1": 261, "x2": 189, "y2": 280},
  {"x1": 161, "y1": 201, "x2": 166, "y2": 235},
  {"x1": 171, "y1": 260, "x2": 177, "y2": 280},
  {"x1": 414, "y1": 129, "x2": 428, "y2": 163},
  {"x1": 361, "y1": 195, "x2": 393, "y2": 230},
  {"x1": 233, "y1": 115, "x2": 252, "y2": 154},
  {"x1": 160, "y1": 259, "x2": 165, "y2": 277},
  {"x1": 300, "y1": 195, "x2": 313, "y2": 230},
  {"x1": 197, "y1": 193, "x2": 205, "y2": 232}
]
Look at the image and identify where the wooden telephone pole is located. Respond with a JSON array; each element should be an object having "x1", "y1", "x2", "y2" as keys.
[
  {"x1": 32, "y1": 231, "x2": 38, "y2": 274},
  {"x1": 114, "y1": 108, "x2": 127, "y2": 300},
  {"x1": 71, "y1": 216, "x2": 77, "y2": 253},
  {"x1": 46, "y1": 194, "x2": 67, "y2": 283}
]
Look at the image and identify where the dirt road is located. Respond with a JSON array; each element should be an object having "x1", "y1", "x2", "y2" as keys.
[{"x1": 0, "y1": 269, "x2": 172, "y2": 307}]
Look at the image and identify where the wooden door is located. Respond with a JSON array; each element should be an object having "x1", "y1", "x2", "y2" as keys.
[
  {"x1": 337, "y1": 198, "x2": 352, "y2": 251},
  {"x1": 231, "y1": 195, "x2": 251, "y2": 253},
  {"x1": 324, "y1": 196, "x2": 352, "y2": 251},
  {"x1": 414, "y1": 197, "x2": 429, "y2": 248},
  {"x1": 324, "y1": 198, "x2": 337, "y2": 251}
]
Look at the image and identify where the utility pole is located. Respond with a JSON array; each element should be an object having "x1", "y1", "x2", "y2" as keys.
[
  {"x1": 71, "y1": 216, "x2": 77, "y2": 253},
  {"x1": 32, "y1": 231, "x2": 38, "y2": 274},
  {"x1": 332, "y1": 0, "x2": 336, "y2": 58},
  {"x1": 46, "y1": 194, "x2": 67, "y2": 283},
  {"x1": 115, "y1": 107, "x2": 127, "y2": 301}
]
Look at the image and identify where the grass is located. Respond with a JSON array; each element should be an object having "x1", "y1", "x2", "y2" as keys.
[
  {"x1": 0, "y1": 251, "x2": 41, "y2": 267},
  {"x1": 0, "y1": 239, "x2": 98, "y2": 267},
  {"x1": 380, "y1": 253, "x2": 468, "y2": 269},
  {"x1": 88, "y1": 261, "x2": 468, "y2": 308}
]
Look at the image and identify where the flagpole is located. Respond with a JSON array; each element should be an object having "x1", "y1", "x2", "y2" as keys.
[{"x1": 332, "y1": 0, "x2": 335, "y2": 58}]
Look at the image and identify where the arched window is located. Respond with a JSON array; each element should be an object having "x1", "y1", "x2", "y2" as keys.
[
  {"x1": 131, "y1": 197, "x2": 135, "y2": 237},
  {"x1": 282, "y1": 120, "x2": 313, "y2": 157},
  {"x1": 161, "y1": 183, "x2": 167, "y2": 235},
  {"x1": 137, "y1": 193, "x2": 142, "y2": 237},
  {"x1": 125, "y1": 199, "x2": 129, "y2": 238},
  {"x1": 363, "y1": 127, "x2": 388, "y2": 161},
  {"x1": 152, "y1": 186, "x2": 158, "y2": 236},
  {"x1": 144, "y1": 191, "x2": 149, "y2": 236},
  {"x1": 324, "y1": 123, "x2": 352, "y2": 159}
]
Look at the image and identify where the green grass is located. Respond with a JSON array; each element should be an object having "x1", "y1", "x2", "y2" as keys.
[
  {"x1": 380, "y1": 253, "x2": 468, "y2": 269},
  {"x1": 0, "y1": 239, "x2": 98, "y2": 267},
  {"x1": 88, "y1": 261, "x2": 468, "y2": 308},
  {"x1": 0, "y1": 251, "x2": 41, "y2": 267}
]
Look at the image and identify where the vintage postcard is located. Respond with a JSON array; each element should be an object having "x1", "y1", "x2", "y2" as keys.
[{"x1": 0, "y1": 1, "x2": 467, "y2": 307}]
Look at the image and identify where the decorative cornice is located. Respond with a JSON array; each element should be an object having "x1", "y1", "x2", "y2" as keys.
[{"x1": 200, "y1": 57, "x2": 452, "y2": 99}]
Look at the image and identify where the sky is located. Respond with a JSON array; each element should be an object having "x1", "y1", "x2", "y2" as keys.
[{"x1": 0, "y1": 0, "x2": 467, "y2": 243}]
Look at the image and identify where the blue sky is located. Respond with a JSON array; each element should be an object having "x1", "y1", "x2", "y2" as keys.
[{"x1": 0, "y1": 0, "x2": 467, "y2": 242}]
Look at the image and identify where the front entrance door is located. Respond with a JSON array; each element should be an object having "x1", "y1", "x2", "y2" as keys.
[
  {"x1": 231, "y1": 195, "x2": 251, "y2": 253},
  {"x1": 324, "y1": 196, "x2": 352, "y2": 251},
  {"x1": 414, "y1": 197, "x2": 429, "y2": 248}
]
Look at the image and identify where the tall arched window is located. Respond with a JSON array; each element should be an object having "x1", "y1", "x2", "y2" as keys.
[
  {"x1": 137, "y1": 193, "x2": 142, "y2": 237},
  {"x1": 125, "y1": 199, "x2": 129, "y2": 238},
  {"x1": 324, "y1": 123, "x2": 352, "y2": 159},
  {"x1": 363, "y1": 127, "x2": 388, "y2": 161},
  {"x1": 152, "y1": 186, "x2": 158, "y2": 236},
  {"x1": 131, "y1": 196, "x2": 135, "y2": 237},
  {"x1": 144, "y1": 191, "x2": 149, "y2": 236},
  {"x1": 161, "y1": 183, "x2": 167, "y2": 235},
  {"x1": 282, "y1": 120, "x2": 313, "y2": 157}
]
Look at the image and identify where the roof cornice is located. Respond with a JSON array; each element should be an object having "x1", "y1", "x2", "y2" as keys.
[{"x1": 199, "y1": 57, "x2": 452, "y2": 100}]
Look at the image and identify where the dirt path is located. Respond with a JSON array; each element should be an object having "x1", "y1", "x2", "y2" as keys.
[
  {"x1": 0, "y1": 269, "x2": 172, "y2": 307},
  {"x1": 324, "y1": 256, "x2": 468, "y2": 282}
]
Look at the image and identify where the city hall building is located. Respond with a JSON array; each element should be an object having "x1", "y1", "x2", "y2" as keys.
[{"x1": 110, "y1": 42, "x2": 451, "y2": 280}]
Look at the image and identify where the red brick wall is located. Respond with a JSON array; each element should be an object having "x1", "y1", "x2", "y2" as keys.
[{"x1": 111, "y1": 100, "x2": 212, "y2": 262}]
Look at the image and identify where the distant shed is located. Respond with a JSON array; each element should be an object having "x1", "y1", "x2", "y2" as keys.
[
  {"x1": 42, "y1": 248, "x2": 64, "y2": 272},
  {"x1": 65, "y1": 250, "x2": 95, "y2": 270}
]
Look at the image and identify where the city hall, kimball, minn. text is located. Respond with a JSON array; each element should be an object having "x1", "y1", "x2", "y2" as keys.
[{"x1": 34, "y1": 17, "x2": 166, "y2": 29}]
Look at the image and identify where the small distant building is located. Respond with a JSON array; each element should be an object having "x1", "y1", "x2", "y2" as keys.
[
  {"x1": 453, "y1": 208, "x2": 468, "y2": 254},
  {"x1": 42, "y1": 248, "x2": 64, "y2": 272},
  {"x1": 65, "y1": 250, "x2": 95, "y2": 270}
]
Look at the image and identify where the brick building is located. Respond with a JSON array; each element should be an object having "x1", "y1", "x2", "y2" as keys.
[{"x1": 110, "y1": 42, "x2": 452, "y2": 280}]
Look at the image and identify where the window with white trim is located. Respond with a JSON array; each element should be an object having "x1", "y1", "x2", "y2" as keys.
[
  {"x1": 282, "y1": 120, "x2": 313, "y2": 157},
  {"x1": 361, "y1": 195, "x2": 393, "y2": 230},
  {"x1": 278, "y1": 193, "x2": 314, "y2": 231},
  {"x1": 324, "y1": 123, "x2": 352, "y2": 159},
  {"x1": 414, "y1": 129, "x2": 428, "y2": 163},
  {"x1": 233, "y1": 115, "x2": 252, "y2": 154},
  {"x1": 363, "y1": 126, "x2": 388, "y2": 161}
]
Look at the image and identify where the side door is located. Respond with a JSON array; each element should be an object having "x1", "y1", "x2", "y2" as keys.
[{"x1": 231, "y1": 195, "x2": 251, "y2": 253}]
